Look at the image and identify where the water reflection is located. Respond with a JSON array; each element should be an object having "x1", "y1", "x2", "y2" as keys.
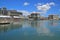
[
  {"x1": 29, "y1": 20, "x2": 54, "y2": 36},
  {"x1": 25, "y1": 20, "x2": 60, "y2": 36},
  {"x1": 0, "y1": 20, "x2": 60, "y2": 35},
  {"x1": 0, "y1": 20, "x2": 60, "y2": 40},
  {"x1": 49, "y1": 20, "x2": 59, "y2": 27},
  {"x1": 0, "y1": 21, "x2": 23, "y2": 32}
]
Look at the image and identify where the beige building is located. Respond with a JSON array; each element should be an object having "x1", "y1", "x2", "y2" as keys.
[
  {"x1": 40, "y1": 16, "x2": 48, "y2": 20},
  {"x1": 0, "y1": 7, "x2": 23, "y2": 16},
  {"x1": 0, "y1": 15, "x2": 12, "y2": 24},
  {"x1": 8, "y1": 10, "x2": 22, "y2": 16},
  {"x1": 29, "y1": 13, "x2": 40, "y2": 20},
  {"x1": 0, "y1": 7, "x2": 24, "y2": 23},
  {"x1": 7, "y1": 10, "x2": 24, "y2": 22},
  {"x1": 1, "y1": 7, "x2": 8, "y2": 15},
  {"x1": 0, "y1": 8, "x2": 1, "y2": 14},
  {"x1": 48, "y1": 15, "x2": 59, "y2": 20}
]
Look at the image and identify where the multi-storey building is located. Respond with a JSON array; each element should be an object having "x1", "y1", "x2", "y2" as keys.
[
  {"x1": 0, "y1": 7, "x2": 24, "y2": 23},
  {"x1": 29, "y1": 12, "x2": 40, "y2": 20},
  {"x1": 0, "y1": 8, "x2": 1, "y2": 14},
  {"x1": 48, "y1": 15, "x2": 59, "y2": 20},
  {"x1": 8, "y1": 10, "x2": 22, "y2": 16},
  {"x1": 1, "y1": 7, "x2": 8, "y2": 15}
]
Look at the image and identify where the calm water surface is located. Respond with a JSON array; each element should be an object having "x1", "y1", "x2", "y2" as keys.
[{"x1": 0, "y1": 20, "x2": 60, "y2": 40}]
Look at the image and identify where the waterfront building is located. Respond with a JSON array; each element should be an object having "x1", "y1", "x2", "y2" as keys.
[
  {"x1": 13, "y1": 16, "x2": 24, "y2": 22},
  {"x1": 24, "y1": 16, "x2": 29, "y2": 20},
  {"x1": 48, "y1": 15, "x2": 59, "y2": 20},
  {"x1": 0, "y1": 15, "x2": 12, "y2": 24},
  {"x1": 8, "y1": 10, "x2": 22, "y2": 16},
  {"x1": 8, "y1": 10, "x2": 24, "y2": 22},
  {"x1": 0, "y1": 7, "x2": 23, "y2": 16},
  {"x1": 40, "y1": 16, "x2": 48, "y2": 20},
  {"x1": 0, "y1": 8, "x2": 1, "y2": 14},
  {"x1": 29, "y1": 12, "x2": 40, "y2": 20},
  {"x1": 1, "y1": 7, "x2": 8, "y2": 15},
  {"x1": 8, "y1": 10, "x2": 24, "y2": 19},
  {"x1": 0, "y1": 7, "x2": 25, "y2": 23}
]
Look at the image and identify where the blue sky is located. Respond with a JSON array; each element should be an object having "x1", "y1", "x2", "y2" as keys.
[{"x1": 0, "y1": 0, "x2": 60, "y2": 17}]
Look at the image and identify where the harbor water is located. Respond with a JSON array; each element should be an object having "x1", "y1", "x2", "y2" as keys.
[{"x1": 0, "y1": 20, "x2": 60, "y2": 40}]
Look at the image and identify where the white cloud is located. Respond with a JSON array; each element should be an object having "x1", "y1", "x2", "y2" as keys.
[
  {"x1": 24, "y1": 2, "x2": 29, "y2": 6},
  {"x1": 37, "y1": 3, "x2": 42, "y2": 5},
  {"x1": 49, "y1": 2, "x2": 55, "y2": 6},
  {"x1": 36, "y1": 2, "x2": 55, "y2": 13},
  {"x1": 37, "y1": 4, "x2": 50, "y2": 11},
  {"x1": 32, "y1": 11, "x2": 43, "y2": 14},
  {"x1": 34, "y1": 3, "x2": 42, "y2": 6},
  {"x1": 17, "y1": 10, "x2": 30, "y2": 16}
]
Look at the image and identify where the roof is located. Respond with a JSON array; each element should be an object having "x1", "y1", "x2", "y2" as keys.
[
  {"x1": 13, "y1": 16, "x2": 24, "y2": 18},
  {"x1": 0, "y1": 15, "x2": 11, "y2": 18}
]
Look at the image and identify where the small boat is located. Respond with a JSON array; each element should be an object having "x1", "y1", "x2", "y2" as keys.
[{"x1": 0, "y1": 23, "x2": 10, "y2": 25}]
